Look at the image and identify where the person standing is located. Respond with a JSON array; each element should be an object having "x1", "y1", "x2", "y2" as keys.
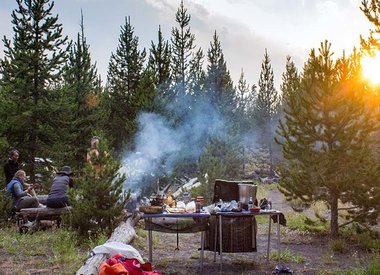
[
  {"x1": 86, "y1": 136, "x2": 105, "y2": 175},
  {"x1": 46, "y1": 166, "x2": 74, "y2": 208},
  {"x1": 4, "y1": 149, "x2": 19, "y2": 185},
  {"x1": 6, "y1": 170, "x2": 39, "y2": 211}
]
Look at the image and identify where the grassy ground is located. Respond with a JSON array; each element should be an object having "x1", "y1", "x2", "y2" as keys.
[
  {"x1": 0, "y1": 183, "x2": 379, "y2": 274},
  {"x1": 0, "y1": 225, "x2": 89, "y2": 274}
]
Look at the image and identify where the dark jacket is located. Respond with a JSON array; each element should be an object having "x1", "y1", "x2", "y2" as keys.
[
  {"x1": 4, "y1": 159, "x2": 19, "y2": 184},
  {"x1": 47, "y1": 174, "x2": 74, "y2": 200}
]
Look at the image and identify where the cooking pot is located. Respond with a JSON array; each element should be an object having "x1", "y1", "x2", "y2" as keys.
[{"x1": 238, "y1": 183, "x2": 257, "y2": 205}]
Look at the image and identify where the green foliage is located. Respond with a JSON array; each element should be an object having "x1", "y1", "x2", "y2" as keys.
[
  {"x1": 350, "y1": 230, "x2": 380, "y2": 253},
  {"x1": 0, "y1": 191, "x2": 13, "y2": 225},
  {"x1": 105, "y1": 16, "x2": 146, "y2": 153},
  {"x1": 286, "y1": 212, "x2": 329, "y2": 233},
  {"x1": 0, "y1": 227, "x2": 86, "y2": 274},
  {"x1": 198, "y1": 136, "x2": 244, "y2": 204},
  {"x1": 205, "y1": 31, "x2": 236, "y2": 118},
  {"x1": 235, "y1": 70, "x2": 257, "y2": 134},
  {"x1": 254, "y1": 49, "x2": 280, "y2": 175},
  {"x1": 62, "y1": 13, "x2": 102, "y2": 170},
  {"x1": 148, "y1": 25, "x2": 171, "y2": 110},
  {"x1": 280, "y1": 55, "x2": 301, "y2": 109},
  {"x1": 276, "y1": 41, "x2": 380, "y2": 237},
  {"x1": 66, "y1": 137, "x2": 130, "y2": 239},
  {"x1": 0, "y1": 0, "x2": 69, "y2": 181},
  {"x1": 329, "y1": 239, "x2": 346, "y2": 253},
  {"x1": 170, "y1": 0, "x2": 196, "y2": 95},
  {"x1": 270, "y1": 248, "x2": 305, "y2": 263}
]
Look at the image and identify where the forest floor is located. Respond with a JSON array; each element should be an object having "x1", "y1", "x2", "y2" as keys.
[{"x1": 133, "y1": 189, "x2": 380, "y2": 275}]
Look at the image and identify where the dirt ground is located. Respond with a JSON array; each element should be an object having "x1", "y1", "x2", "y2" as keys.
[{"x1": 135, "y1": 190, "x2": 377, "y2": 275}]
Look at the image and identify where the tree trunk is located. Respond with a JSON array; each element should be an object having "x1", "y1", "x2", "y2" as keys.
[
  {"x1": 330, "y1": 193, "x2": 339, "y2": 238},
  {"x1": 76, "y1": 211, "x2": 142, "y2": 275}
]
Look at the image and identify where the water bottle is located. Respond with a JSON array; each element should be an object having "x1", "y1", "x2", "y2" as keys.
[{"x1": 248, "y1": 196, "x2": 254, "y2": 210}]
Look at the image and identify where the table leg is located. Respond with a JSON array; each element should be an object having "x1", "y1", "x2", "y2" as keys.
[
  {"x1": 201, "y1": 231, "x2": 205, "y2": 273},
  {"x1": 148, "y1": 218, "x2": 153, "y2": 263},
  {"x1": 267, "y1": 215, "x2": 272, "y2": 262},
  {"x1": 219, "y1": 215, "x2": 223, "y2": 272},
  {"x1": 277, "y1": 214, "x2": 281, "y2": 267},
  {"x1": 214, "y1": 216, "x2": 217, "y2": 262}
]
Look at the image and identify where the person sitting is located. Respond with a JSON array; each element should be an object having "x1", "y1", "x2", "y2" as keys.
[
  {"x1": 6, "y1": 169, "x2": 39, "y2": 212},
  {"x1": 46, "y1": 166, "x2": 74, "y2": 208}
]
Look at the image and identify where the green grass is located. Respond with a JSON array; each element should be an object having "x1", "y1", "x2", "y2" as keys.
[
  {"x1": 329, "y1": 239, "x2": 346, "y2": 253},
  {"x1": 0, "y1": 225, "x2": 89, "y2": 274},
  {"x1": 286, "y1": 212, "x2": 328, "y2": 233},
  {"x1": 270, "y1": 248, "x2": 305, "y2": 263}
]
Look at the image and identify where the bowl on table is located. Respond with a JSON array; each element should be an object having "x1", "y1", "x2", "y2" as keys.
[{"x1": 249, "y1": 207, "x2": 261, "y2": 213}]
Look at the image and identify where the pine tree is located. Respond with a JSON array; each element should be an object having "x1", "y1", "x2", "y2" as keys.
[
  {"x1": 170, "y1": 0, "x2": 195, "y2": 97},
  {"x1": 148, "y1": 25, "x2": 171, "y2": 101},
  {"x1": 360, "y1": 0, "x2": 380, "y2": 52},
  {"x1": 198, "y1": 136, "x2": 244, "y2": 203},
  {"x1": 236, "y1": 69, "x2": 256, "y2": 134},
  {"x1": 0, "y1": 0, "x2": 69, "y2": 180},
  {"x1": 255, "y1": 49, "x2": 279, "y2": 175},
  {"x1": 63, "y1": 11, "x2": 102, "y2": 169},
  {"x1": 280, "y1": 56, "x2": 301, "y2": 109},
  {"x1": 67, "y1": 136, "x2": 129, "y2": 239},
  {"x1": 105, "y1": 16, "x2": 146, "y2": 153},
  {"x1": 205, "y1": 31, "x2": 236, "y2": 117},
  {"x1": 188, "y1": 48, "x2": 206, "y2": 97},
  {"x1": 276, "y1": 41, "x2": 380, "y2": 237}
]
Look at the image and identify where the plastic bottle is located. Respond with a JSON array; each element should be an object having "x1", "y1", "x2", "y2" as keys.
[
  {"x1": 248, "y1": 196, "x2": 254, "y2": 210},
  {"x1": 195, "y1": 196, "x2": 204, "y2": 213}
]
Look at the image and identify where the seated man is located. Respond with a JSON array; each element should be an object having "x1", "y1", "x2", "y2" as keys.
[
  {"x1": 46, "y1": 166, "x2": 74, "y2": 208},
  {"x1": 6, "y1": 169, "x2": 39, "y2": 212}
]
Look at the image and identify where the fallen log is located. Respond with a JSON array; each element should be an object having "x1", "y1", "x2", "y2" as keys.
[
  {"x1": 18, "y1": 206, "x2": 72, "y2": 218},
  {"x1": 76, "y1": 211, "x2": 143, "y2": 275}
]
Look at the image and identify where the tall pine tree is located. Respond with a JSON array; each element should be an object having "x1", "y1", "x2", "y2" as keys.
[
  {"x1": 205, "y1": 31, "x2": 236, "y2": 118},
  {"x1": 170, "y1": 0, "x2": 195, "y2": 97},
  {"x1": 280, "y1": 56, "x2": 301, "y2": 109},
  {"x1": 255, "y1": 49, "x2": 279, "y2": 175},
  {"x1": 63, "y1": 11, "x2": 102, "y2": 169},
  {"x1": 148, "y1": 25, "x2": 171, "y2": 114},
  {"x1": 105, "y1": 16, "x2": 146, "y2": 153},
  {"x1": 0, "y1": 0, "x2": 69, "y2": 180}
]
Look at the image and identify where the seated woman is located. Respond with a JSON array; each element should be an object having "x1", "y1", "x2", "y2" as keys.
[
  {"x1": 6, "y1": 170, "x2": 39, "y2": 211},
  {"x1": 46, "y1": 166, "x2": 74, "y2": 208}
]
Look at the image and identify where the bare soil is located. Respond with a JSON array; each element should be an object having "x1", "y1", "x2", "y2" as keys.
[{"x1": 135, "y1": 190, "x2": 378, "y2": 275}]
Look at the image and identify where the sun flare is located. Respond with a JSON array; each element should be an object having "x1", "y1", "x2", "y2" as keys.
[{"x1": 361, "y1": 53, "x2": 380, "y2": 85}]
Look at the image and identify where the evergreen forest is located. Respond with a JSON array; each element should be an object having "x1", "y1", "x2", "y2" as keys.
[{"x1": 1, "y1": 0, "x2": 380, "y2": 239}]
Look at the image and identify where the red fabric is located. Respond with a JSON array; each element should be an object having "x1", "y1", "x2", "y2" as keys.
[
  {"x1": 99, "y1": 262, "x2": 129, "y2": 275},
  {"x1": 104, "y1": 254, "x2": 161, "y2": 275}
]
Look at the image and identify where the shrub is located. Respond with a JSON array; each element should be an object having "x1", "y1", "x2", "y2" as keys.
[{"x1": 0, "y1": 191, "x2": 13, "y2": 225}]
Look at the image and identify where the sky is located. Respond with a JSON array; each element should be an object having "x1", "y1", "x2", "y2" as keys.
[{"x1": 0, "y1": 0, "x2": 374, "y2": 90}]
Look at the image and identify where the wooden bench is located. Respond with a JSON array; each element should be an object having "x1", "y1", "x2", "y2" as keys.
[{"x1": 16, "y1": 206, "x2": 72, "y2": 233}]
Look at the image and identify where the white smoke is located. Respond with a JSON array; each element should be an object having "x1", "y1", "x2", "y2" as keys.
[{"x1": 120, "y1": 97, "x2": 225, "y2": 191}]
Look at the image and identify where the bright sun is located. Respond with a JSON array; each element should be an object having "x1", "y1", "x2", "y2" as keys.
[{"x1": 361, "y1": 53, "x2": 380, "y2": 85}]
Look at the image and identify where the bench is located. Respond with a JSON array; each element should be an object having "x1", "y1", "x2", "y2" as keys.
[{"x1": 16, "y1": 206, "x2": 72, "y2": 233}]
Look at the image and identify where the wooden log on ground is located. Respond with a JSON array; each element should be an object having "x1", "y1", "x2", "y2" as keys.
[
  {"x1": 76, "y1": 211, "x2": 143, "y2": 275},
  {"x1": 18, "y1": 206, "x2": 72, "y2": 219}
]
